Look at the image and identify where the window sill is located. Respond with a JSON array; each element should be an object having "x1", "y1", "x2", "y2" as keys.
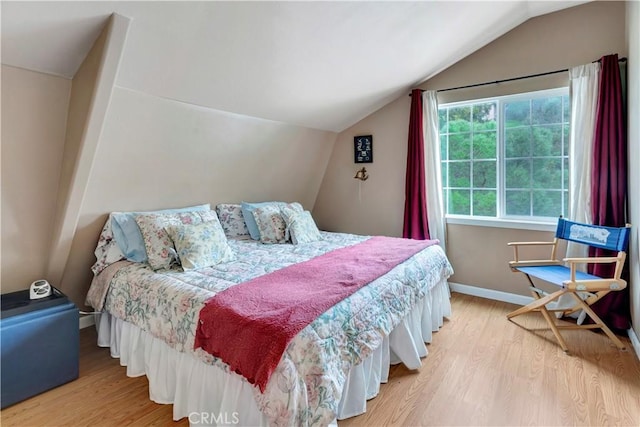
[{"x1": 445, "y1": 216, "x2": 557, "y2": 232}]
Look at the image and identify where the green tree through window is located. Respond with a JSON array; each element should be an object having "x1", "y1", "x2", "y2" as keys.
[{"x1": 439, "y1": 88, "x2": 569, "y2": 220}]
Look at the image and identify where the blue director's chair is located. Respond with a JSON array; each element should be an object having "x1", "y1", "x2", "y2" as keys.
[{"x1": 507, "y1": 217, "x2": 630, "y2": 352}]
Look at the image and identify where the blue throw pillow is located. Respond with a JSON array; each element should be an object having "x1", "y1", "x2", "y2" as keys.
[
  {"x1": 111, "y1": 203, "x2": 211, "y2": 263},
  {"x1": 241, "y1": 201, "x2": 276, "y2": 240}
]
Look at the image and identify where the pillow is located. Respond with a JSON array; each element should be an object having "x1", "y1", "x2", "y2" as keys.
[
  {"x1": 92, "y1": 214, "x2": 126, "y2": 275},
  {"x1": 241, "y1": 202, "x2": 276, "y2": 240},
  {"x1": 281, "y1": 209, "x2": 322, "y2": 245},
  {"x1": 252, "y1": 205, "x2": 288, "y2": 244},
  {"x1": 135, "y1": 210, "x2": 219, "y2": 270},
  {"x1": 241, "y1": 201, "x2": 303, "y2": 240},
  {"x1": 111, "y1": 203, "x2": 211, "y2": 263},
  {"x1": 215, "y1": 203, "x2": 249, "y2": 238},
  {"x1": 166, "y1": 220, "x2": 235, "y2": 271}
]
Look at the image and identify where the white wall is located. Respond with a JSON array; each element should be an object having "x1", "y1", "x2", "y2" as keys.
[
  {"x1": 45, "y1": 15, "x2": 127, "y2": 293},
  {"x1": 60, "y1": 86, "x2": 336, "y2": 306},
  {"x1": 1, "y1": 66, "x2": 71, "y2": 291},
  {"x1": 314, "y1": 95, "x2": 409, "y2": 237},
  {"x1": 2, "y1": 16, "x2": 336, "y2": 306}
]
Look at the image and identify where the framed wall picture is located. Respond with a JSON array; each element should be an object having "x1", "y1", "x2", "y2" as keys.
[{"x1": 354, "y1": 135, "x2": 373, "y2": 163}]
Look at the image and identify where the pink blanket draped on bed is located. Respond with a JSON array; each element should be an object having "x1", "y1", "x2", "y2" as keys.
[{"x1": 194, "y1": 235, "x2": 439, "y2": 392}]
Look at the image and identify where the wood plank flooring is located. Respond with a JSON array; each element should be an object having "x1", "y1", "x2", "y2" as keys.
[{"x1": 2, "y1": 292, "x2": 639, "y2": 426}]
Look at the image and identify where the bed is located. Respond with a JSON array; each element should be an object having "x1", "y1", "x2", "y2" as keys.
[{"x1": 86, "y1": 202, "x2": 453, "y2": 426}]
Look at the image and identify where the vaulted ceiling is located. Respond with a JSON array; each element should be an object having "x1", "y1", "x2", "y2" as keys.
[{"x1": 1, "y1": 1, "x2": 589, "y2": 132}]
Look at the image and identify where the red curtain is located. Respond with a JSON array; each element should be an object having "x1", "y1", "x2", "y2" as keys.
[
  {"x1": 403, "y1": 89, "x2": 430, "y2": 240},
  {"x1": 589, "y1": 54, "x2": 629, "y2": 330}
]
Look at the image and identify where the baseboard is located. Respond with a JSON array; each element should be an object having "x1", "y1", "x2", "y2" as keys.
[
  {"x1": 628, "y1": 327, "x2": 640, "y2": 361},
  {"x1": 449, "y1": 282, "x2": 533, "y2": 306},
  {"x1": 79, "y1": 314, "x2": 96, "y2": 329}
]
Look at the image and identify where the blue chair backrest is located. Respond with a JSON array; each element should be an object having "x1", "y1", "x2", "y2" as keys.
[{"x1": 555, "y1": 218, "x2": 630, "y2": 252}]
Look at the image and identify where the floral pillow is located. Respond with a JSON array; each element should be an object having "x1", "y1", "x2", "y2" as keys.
[
  {"x1": 215, "y1": 203, "x2": 250, "y2": 238},
  {"x1": 111, "y1": 203, "x2": 211, "y2": 263},
  {"x1": 281, "y1": 208, "x2": 322, "y2": 244},
  {"x1": 252, "y1": 205, "x2": 288, "y2": 244},
  {"x1": 166, "y1": 220, "x2": 235, "y2": 271},
  {"x1": 242, "y1": 201, "x2": 304, "y2": 240},
  {"x1": 135, "y1": 210, "x2": 219, "y2": 270},
  {"x1": 92, "y1": 214, "x2": 126, "y2": 275}
]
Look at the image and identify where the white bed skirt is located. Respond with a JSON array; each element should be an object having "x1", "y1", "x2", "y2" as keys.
[{"x1": 96, "y1": 278, "x2": 451, "y2": 426}]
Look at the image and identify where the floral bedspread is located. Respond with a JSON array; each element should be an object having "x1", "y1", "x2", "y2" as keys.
[{"x1": 99, "y1": 232, "x2": 453, "y2": 426}]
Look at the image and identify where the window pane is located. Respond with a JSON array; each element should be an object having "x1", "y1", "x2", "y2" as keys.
[
  {"x1": 449, "y1": 161, "x2": 470, "y2": 187},
  {"x1": 563, "y1": 190, "x2": 569, "y2": 217},
  {"x1": 449, "y1": 133, "x2": 471, "y2": 160},
  {"x1": 505, "y1": 100, "x2": 530, "y2": 127},
  {"x1": 473, "y1": 190, "x2": 496, "y2": 216},
  {"x1": 532, "y1": 190, "x2": 562, "y2": 217},
  {"x1": 506, "y1": 190, "x2": 531, "y2": 216},
  {"x1": 532, "y1": 158, "x2": 562, "y2": 189},
  {"x1": 473, "y1": 131, "x2": 496, "y2": 159},
  {"x1": 439, "y1": 88, "x2": 569, "y2": 221},
  {"x1": 441, "y1": 162, "x2": 448, "y2": 187},
  {"x1": 472, "y1": 103, "x2": 497, "y2": 131},
  {"x1": 505, "y1": 158, "x2": 531, "y2": 188},
  {"x1": 449, "y1": 189, "x2": 470, "y2": 215},
  {"x1": 448, "y1": 106, "x2": 471, "y2": 132},
  {"x1": 532, "y1": 125, "x2": 562, "y2": 156},
  {"x1": 505, "y1": 127, "x2": 531, "y2": 158},
  {"x1": 473, "y1": 161, "x2": 496, "y2": 188},
  {"x1": 532, "y1": 97, "x2": 562, "y2": 125},
  {"x1": 439, "y1": 109, "x2": 447, "y2": 132},
  {"x1": 440, "y1": 134, "x2": 448, "y2": 160}
]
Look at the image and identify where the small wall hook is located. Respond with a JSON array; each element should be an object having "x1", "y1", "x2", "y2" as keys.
[{"x1": 354, "y1": 167, "x2": 369, "y2": 181}]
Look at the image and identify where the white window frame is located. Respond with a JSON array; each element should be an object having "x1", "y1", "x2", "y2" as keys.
[{"x1": 439, "y1": 87, "x2": 570, "y2": 229}]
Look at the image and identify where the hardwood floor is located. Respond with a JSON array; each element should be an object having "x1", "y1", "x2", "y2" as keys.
[{"x1": 2, "y1": 292, "x2": 639, "y2": 426}]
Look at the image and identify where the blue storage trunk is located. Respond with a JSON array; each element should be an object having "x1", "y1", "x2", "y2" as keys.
[{"x1": 1, "y1": 288, "x2": 79, "y2": 408}]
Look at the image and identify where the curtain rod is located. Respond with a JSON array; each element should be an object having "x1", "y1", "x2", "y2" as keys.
[{"x1": 411, "y1": 57, "x2": 627, "y2": 95}]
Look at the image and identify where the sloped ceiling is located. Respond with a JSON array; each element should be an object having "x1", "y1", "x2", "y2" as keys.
[{"x1": 1, "y1": 1, "x2": 589, "y2": 132}]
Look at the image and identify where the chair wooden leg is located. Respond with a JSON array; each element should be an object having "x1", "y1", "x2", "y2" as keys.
[
  {"x1": 507, "y1": 287, "x2": 570, "y2": 352},
  {"x1": 538, "y1": 303, "x2": 569, "y2": 352},
  {"x1": 507, "y1": 289, "x2": 567, "y2": 319},
  {"x1": 568, "y1": 292, "x2": 626, "y2": 350}
]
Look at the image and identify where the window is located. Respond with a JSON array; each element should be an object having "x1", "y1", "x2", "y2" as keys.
[{"x1": 439, "y1": 88, "x2": 570, "y2": 222}]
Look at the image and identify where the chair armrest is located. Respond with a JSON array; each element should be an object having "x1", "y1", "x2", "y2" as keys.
[
  {"x1": 563, "y1": 256, "x2": 620, "y2": 264},
  {"x1": 509, "y1": 260, "x2": 561, "y2": 271},
  {"x1": 564, "y1": 254, "x2": 626, "y2": 289},
  {"x1": 563, "y1": 278, "x2": 627, "y2": 292},
  {"x1": 510, "y1": 260, "x2": 561, "y2": 267},
  {"x1": 509, "y1": 240, "x2": 558, "y2": 264}
]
